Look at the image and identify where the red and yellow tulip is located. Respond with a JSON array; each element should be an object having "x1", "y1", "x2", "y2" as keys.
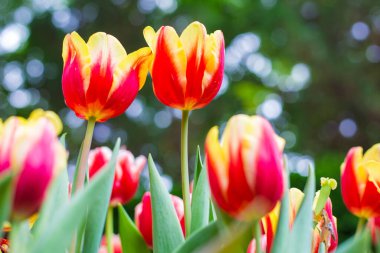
[
  {"x1": 205, "y1": 115, "x2": 285, "y2": 220},
  {"x1": 143, "y1": 21, "x2": 224, "y2": 110},
  {"x1": 89, "y1": 147, "x2": 146, "y2": 206},
  {"x1": 368, "y1": 217, "x2": 380, "y2": 244},
  {"x1": 62, "y1": 32, "x2": 151, "y2": 122},
  {"x1": 341, "y1": 145, "x2": 380, "y2": 218},
  {"x1": 98, "y1": 235, "x2": 122, "y2": 253},
  {"x1": 134, "y1": 192, "x2": 185, "y2": 248},
  {"x1": 0, "y1": 109, "x2": 66, "y2": 220}
]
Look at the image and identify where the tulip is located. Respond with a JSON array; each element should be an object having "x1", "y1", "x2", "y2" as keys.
[
  {"x1": 205, "y1": 114, "x2": 285, "y2": 220},
  {"x1": 368, "y1": 217, "x2": 380, "y2": 244},
  {"x1": 89, "y1": 147, "x2": 145, "y2": 206},
  {"x1": 62, "y1": 31, "x2": 151, "y2": 193},
  {"x1": 0, "y1": 110, "x2": 66, "y2": 220},
  {"x1": 62, "y1": 31, "x2": 151, "y2": 122},
  {"x1": 98, "y1": 235, "x2": 122, "y2": 253},
  {"x1": 341, "y1": 145, "x2": 380, "y2": 218},
  {"x1": 144, "y1": 21, "x2": 225, "y2": 235},
  {"x1": 135, "y1": 192, "x2": 185, "y2": 248},
  {"x1": 143, "y1": 21, "x2": 224, "y2": 111}
]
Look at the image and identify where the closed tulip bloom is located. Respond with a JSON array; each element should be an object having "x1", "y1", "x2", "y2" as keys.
[
  {"x1": 0, "y1": 110, "x2": 66, "y2": 220},
  {"x1": 341, "y1": 145, "x2": 380, "y2": 218},
  {"x1": 205, "y1": 115, "x2": 285, "y2": 220},
  {"x1": 143, "y1": 21, "x2": 224, "y2": 110},
  {"x1": 135, "y1": 192, "x2": 185, "y2": 248},
  {"x1": 89, "y1": 147, "x2": 145, "y2": 206},
  {"x1": 62, "y1": 32, "x2": 151, "y2": 122}
]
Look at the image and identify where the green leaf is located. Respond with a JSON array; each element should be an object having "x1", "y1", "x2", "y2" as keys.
[
  {"x1": 174, "y1": 221, "x2": 220, "y2": 253},
  {"x1": 9, "y1": 221, "x2": 32, "y2": 253},
  {"x1": 29, "y1": 139, "x2": 121, "y2": 253},
  {"x1": 193, "y1": 146, "x2": 203, "y2": 189},
  {"x1": 148, "y1": 154, "x2": 185, "y2": 253},
  {"x1": 336, "y1": 229, "x2": 371, "y2": 253},
  {"x1": 271, "y1": 162, "x2": 290, "y2": 253},
  {"x1": 32, "y1": 168, "x2": 69, "y2": 236},
  {"x1": 0, "y1": 171, "x2": 13, "y2": 235},
  {"x1": 288, "y1": 166, "x2": 316, "y2": 253},
  {"x1": 190, "y1": 164, "x2": 210, "y2": 234},
  {"x1": 318, "y1": 242, "x2": 326, "y2": 253},
  {"x1": 82, "y1": 138, "x2": 121, "y2": 253},
  {"x1": 118, "y1": 205, "x2": 150, "y2": 253},
  {"x1": 71, "y1": 142, "x2": 84, "y2": 195}
]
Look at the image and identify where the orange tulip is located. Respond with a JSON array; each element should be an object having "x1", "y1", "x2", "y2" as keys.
[
  {"x1": 62, "y1": 32, "x2": 151, "y2": 122},
  {"x1": 341, "y1": 145, "x2": 380, "y2": 218},
  {"x1": 143, "y1": 21, "x2": 224, "y2": 110},
  {"x1": 205, "y1": 115, "x2": 285, "y2": 220}
]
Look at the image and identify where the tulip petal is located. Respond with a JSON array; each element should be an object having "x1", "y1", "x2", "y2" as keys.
[
  {"x1": 341, "y1": 147, "x2": 363, "y2": 216},
  {"x1": 180, "y1": 22, "x2": 207, "y2": 108},
  {"x1": 143, "y1": 26, "x2": 158, "y2": 53},
  {"x1": 195, "y1": 30, "x2": 224, "y2": 109},
  {"x1": 62, "y1": 32, "x2": 91, "y2": 119},
  {"x1": 205, "y1": 126, "x2": 229, "y2": 211},
  {"x1": 151, "y1": 26, "x2": 187, "y2": 108},
  {"x1": 363, "y1": 144, "x2": 380, "y2": 163}
]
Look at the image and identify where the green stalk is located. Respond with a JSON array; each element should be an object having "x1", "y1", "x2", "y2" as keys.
[
  {"x1": 73, "y1": 118, "x2": 96, "y2": 193},
  {"x1": 106, "y1": 207, "x2": 114, "y2": 253},
  {"x1": 181, "y1": 110, "x2": 191, "y2": 237},
  {"x1": 355, "y1": 217, "x2": 366, "y2": 238},
  {"x1": 254, "y1": 220, "x2": 263, "y2": 253}
]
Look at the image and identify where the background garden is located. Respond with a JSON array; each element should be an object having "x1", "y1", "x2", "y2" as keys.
[{"x1": 1, "y1": 0, "x2": 379, "y2": 241}]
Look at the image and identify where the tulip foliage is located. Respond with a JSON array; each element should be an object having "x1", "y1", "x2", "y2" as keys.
[{"x1": 0, "y1": 21, "x2": 379, "y2": 253}]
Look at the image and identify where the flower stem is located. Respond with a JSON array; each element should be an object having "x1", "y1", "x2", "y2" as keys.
[
  {"x1": 254, "y1": 220, "x2": 263, "y2": 253},
  {"x1": 355, "y1": 217, "x2": 366, "y2": 237},
  {"x1": 181, "y1": 110, "x2": 191, "y2": 237},
  {"x1": 106, "y1": 207, "x2": 114, "y2": 253},
  {"x1": 73, "y1": 117, "x2": 96, "y2": 193}
]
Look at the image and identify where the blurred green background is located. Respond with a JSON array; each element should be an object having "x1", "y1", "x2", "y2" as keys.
[{"x1": 1, "y1": 0, "x2": 379, "y2": 241}]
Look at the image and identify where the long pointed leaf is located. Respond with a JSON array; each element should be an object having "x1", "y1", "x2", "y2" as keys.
[
  {"x1": 193, "y1": 146, "x2": 203, "y2": 188},
  {"x1": 148, "y1": 154, "x2": 184, "y2": 253},
  {"x1": 190, "y1": 165, "x2": 209, "y2": 234},
  {"x1": 175, "y1": 221, "x2": 220, "y2": 253},
  {"x1": 336, "y1": 229, "x2": 371, "y2": 253},
  {"x1": 271, "y1": 160, "x2": 290, "y2": 253},
  {"x1": 118, "y1": 205, "x2": 150, "y2": 253},
  {"x1": 30, "y1": 139, "x2": 120, "y2": 253},
  {"x1": 288, "y1": 166, "x2": 316, "y2": 253},
  {"x1": 82, "y1": 138, "x2": 121, "y2": 253}
]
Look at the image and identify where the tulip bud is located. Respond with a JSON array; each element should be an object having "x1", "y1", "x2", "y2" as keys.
[
  {"x1": 62, "y1": 32, "x2": 152, "y2": 122},
  {"x1": 341, "y1": 145, "x2": 380, "y2": 218},
  {"x1": 0, "y1": 110, "x2": 67, "y2": 220},
  {"x1": 134, "y1": 192, "x2": 185, "y2": 248},
  {"x1": 89, "y1": 147, "x2": 145, "y2": 206},
  {"x1": 98, "y1": 235, "x2": 122, "y2": 253},
  {"x1": 205, "y1": 115, "x2": 285, "y2": 220},
  {"x1": 143, "y1": 21, "x2": 224, "y2": 110}
]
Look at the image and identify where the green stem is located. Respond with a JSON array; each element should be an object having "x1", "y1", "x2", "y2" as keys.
[
  {"x1": 106, "y1": 207, "x2": 114, "y2": 253},
  {"x1": 73, "y1": 118, "x2": 96, "y2": 193},
  {"x1": 254, "y1": 220, "x2": 262, "y2": 253},
  {"x1": 355, "y1": 217, "x2": 366, "y2": 237},
  {"x1": 181, "y1": 110, "x2": 191, "y2": 237}
]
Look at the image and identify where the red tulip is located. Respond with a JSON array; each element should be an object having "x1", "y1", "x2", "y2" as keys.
[
  {"x1": 62, "y1": 32, "x2": 152, "y2": 122},
  {"x1": 143, "y1": 21, "x2": 224, "y2": 110},
  {"x1": 0, "y1": 110, "x2": 66, "y2": 220},
  {"x1": 341, "y1": 145, "x2": 380, "y2": 218},
  {"x1": 134, "y1": 192, "x2": 185, "y2": 248},
  {"x1": 98, "y1": 235, "x2": 122, "y2": 253},
  {"x1": 205, "y1": 115, "x2": 285, "y2": 220},
  {"x1": 0, "y1": 238, "x2": 8, "y2": 253},
  {"x1": 89, "y1": 147, "x2": 145, "y2": 206},
  {"x1": 368, "y1": 217, "x2": 380, "y2": 244}
]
